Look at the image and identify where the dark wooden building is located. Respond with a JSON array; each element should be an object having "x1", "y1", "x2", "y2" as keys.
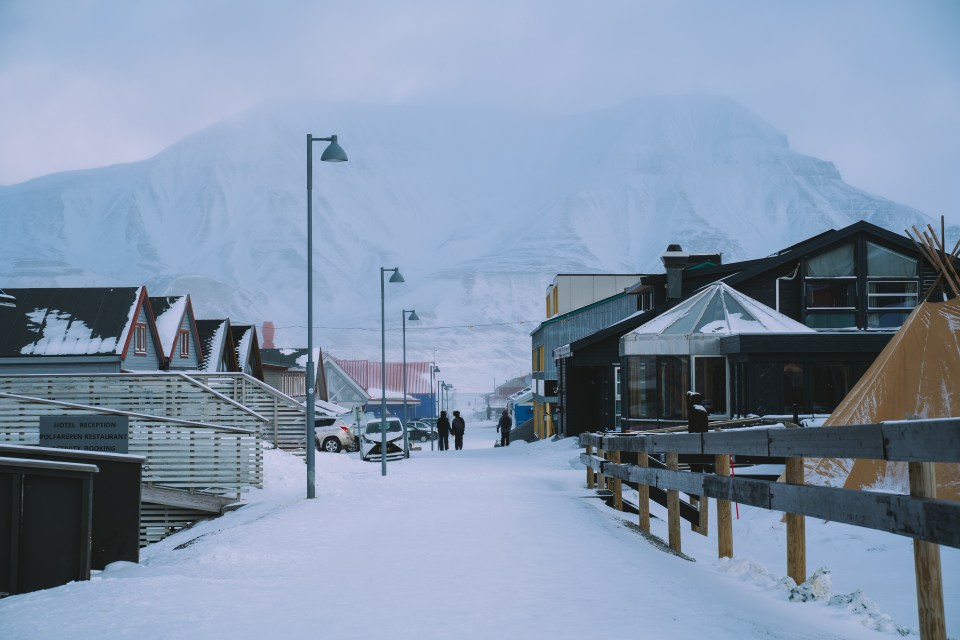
[{"x1": 555, "y1": 221, "x2": 954, "y2": 436}]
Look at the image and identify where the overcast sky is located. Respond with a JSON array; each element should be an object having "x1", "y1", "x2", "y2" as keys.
[{"x1": 1, "y1": 0, "x2": 957, "y2": 222}]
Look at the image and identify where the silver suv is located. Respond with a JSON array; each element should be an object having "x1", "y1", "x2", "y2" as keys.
[{"x1": 314, "y1": 415, "x2": 357, "y2": 453}]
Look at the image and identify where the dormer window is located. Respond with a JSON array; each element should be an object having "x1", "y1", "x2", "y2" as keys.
[
  {"x1": 134, "y1": 323, "x2": 147, "y2": 355},
  {"x1": 179, "y1": 330, "x2": 190, "y2": 358}
]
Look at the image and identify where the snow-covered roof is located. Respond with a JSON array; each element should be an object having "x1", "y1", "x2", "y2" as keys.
[
  {"x1": 621, "y1": 282, "x2": 814, "y2": 356},
  {"x1": 196, "y1": 319, "x2": 230, "y2": 372},
  {"x1": 150, "y1": 295, "x2": 188, "y2": 357},
  {"x1": 0, "y1": 287, "x2": 144, "y2": 357}
]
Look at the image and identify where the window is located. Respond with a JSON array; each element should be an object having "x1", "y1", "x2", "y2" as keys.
[
  {"x1": 532, "y1": 345, "x2": 545, "y2": 372},
  {"x1": 693, "y1": 356, "x2": 727, "y2": 416},
  {"x1": 552, "y1": 287, "x2": 558, "y2": 315},
  {"x1": 866, "y1": 241, "x2": 918, "y2": 329},
  {"x1": 134, "y1": 323, "x2": 147, "y2": 355},
  {"x1": 802, "y1": 240, "x2": 921, "y2": 330},
  {"x1": 803, "y1": 243, "x2": 857, "y2": 328},
  {"x1": 638, "y1": 288, "x2": 653, "y2": 311},
  {"x1": 545, "y1": 294, "x2": 551, "y2": 318},
  {"x1": 178, "y1": 330, "x2": 190, "y2": 358},
  {"x1": 625, "y1": 355, "x2": 690, "y2": 420}
]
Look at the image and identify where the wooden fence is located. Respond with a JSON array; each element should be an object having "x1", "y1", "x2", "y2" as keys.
[{"x1": 580, "y1": 418, "x2": 960, "y2": 640}]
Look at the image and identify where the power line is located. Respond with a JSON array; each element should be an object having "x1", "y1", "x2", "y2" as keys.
[{"x1": 261, "y1": 319, "x2": 541, "y2": 332}]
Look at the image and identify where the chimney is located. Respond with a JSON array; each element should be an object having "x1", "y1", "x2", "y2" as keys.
[
  {"x1": 261, "y1": 321, "x2": 276, "y2": 348},
  {"x1": 661, "y1": 244, "x2": 688, "y2": 300}
]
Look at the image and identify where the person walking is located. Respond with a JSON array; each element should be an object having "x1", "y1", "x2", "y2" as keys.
[
  {"x1": 496, "y1": 410, "x2": 512, "y2": 447},
  {"x1": 451, "y1": 410, "x2": 466, "y2": 450},
  {"x1": 436, "y1": 410, "x2": 451, "y2": 451}
]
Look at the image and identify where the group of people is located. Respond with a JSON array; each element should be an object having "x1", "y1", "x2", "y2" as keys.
[
  {"x1": 433, "y1": 409, "x2": 513, "y2": 450},
  {"x1": 435, "y1": 410, "x2": 466, "y2": 450}
]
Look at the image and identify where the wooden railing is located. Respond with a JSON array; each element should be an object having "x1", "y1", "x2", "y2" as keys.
[{"x1": 580, "y1": 418, "x2": 960, "y2": 640}]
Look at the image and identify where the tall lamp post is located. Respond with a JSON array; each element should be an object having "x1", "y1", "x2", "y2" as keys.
[
  {"x1": 380, "y1": 267, "x2": 404, "y2": 477},
  {"x1": 429, "y1": 363, "x2": 439, "y2": 450},
  {"x1": 305, "y1": 133, "x2": 347, "y2": 500},
  {"x1": 401, "y1": 309, "x2": 419, "y2": 458}
]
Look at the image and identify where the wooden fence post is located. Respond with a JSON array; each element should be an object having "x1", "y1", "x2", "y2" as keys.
[
  {"x1": 667, "y1": 452, "x2": 681, "y2": 553},
  {"x1": 597, "y1": 445, "x2": 605, "y2": 490},
  {"x1": 715, "y1": 453, "x2": 733, "y2": 558},
  {"x1": 910, "y1": 461, "x2": 946, "y2": 640},
  {"x1": 638, "y1": 453, "x2": 650, "y2": 533},
  {"x1": 785, "y1": 424, "x2": 806, "y2": 585},
  {"x1": 585, "y1": 444, "x2": 594, "y2": 489},
  {"x1": 692, "y1": 491, "x2": 709, "y2": 537},
  {"x1": 612, "y1": 450, "x2": 623, "y2": 511}
]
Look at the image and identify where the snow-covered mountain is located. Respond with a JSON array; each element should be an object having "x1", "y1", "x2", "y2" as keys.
[{"x1": 0, "y1": 97, "x2": 945, "y2": 390}]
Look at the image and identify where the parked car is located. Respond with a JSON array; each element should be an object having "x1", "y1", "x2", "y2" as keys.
[
  {"x1": 405, "y1": 421, "x2": 437, "y2": 442},
  {"x1": 314, "y1": 415, "x2": 356, "y2": 453},
  {"x1": 361, "y1": 417, "x2": 406, "y2": 462}
]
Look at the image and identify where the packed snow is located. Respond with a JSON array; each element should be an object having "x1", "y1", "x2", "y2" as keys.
[{"x1": 1, "y1": 420, "x2": 957, "y2": 639}]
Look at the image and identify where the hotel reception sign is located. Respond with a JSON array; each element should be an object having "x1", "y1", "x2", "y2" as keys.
[{"x1": 38, "y1": 415, "x2": 129, "y2": 454}]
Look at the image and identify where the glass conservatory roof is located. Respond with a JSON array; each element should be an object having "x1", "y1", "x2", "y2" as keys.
[{"x1": 621, "y1": 282, "x2": 813, "y2": 355}]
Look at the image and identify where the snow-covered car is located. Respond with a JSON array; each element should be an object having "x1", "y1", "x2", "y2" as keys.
[
  {"x1": 405, "y1": 421, "x2": 437, "y2": 442},
  {"x1": 314, "y1": 415, "x2": 356, "y2": 453},
  {"x1": 361, "y1": 417, "x2": 406, "y2": 462}
]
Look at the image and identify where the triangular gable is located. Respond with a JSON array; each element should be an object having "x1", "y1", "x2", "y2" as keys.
[
  {"x1": 119, "y1": 287, "x2": 165, "y2": 367},
  {"x1": 231, "y1": 324, "x2": 264, "y2": 381},
  {"x1": 150, "y1": 295, "x2": 186, "y2": 359},
  {"x1": 196, "y1": 319, "x2": 239, "y2": 372},
  {"x1": 323, "y1": 354, "x2": 371, "y2": 406}
]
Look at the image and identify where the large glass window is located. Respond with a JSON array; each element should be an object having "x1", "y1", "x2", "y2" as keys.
[
  {"x1": 804, "y1": 243, "x2": 857, "y2": 329},
  {"x1": 626, "y1": 356, "x2": 657, "y2": 419},
  {"x1": 867, "y1": 242, "x2": 918, "y2": 277},
  {"x1": 693, "y1": 356, "x2": 727, "y2": 416},
  {"x1": 658, "y1": 356, "x2": 690, "y2": 420},
  {"x1": 866, "y1": 241, "x2": 919, "y2": 329}
]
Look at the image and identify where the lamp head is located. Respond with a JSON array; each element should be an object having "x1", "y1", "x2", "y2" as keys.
[
  {"x1": 407, "y1": 310, "x2": 419, "y2": 321},
  {"x1": 389, "y1": 269, "x2": 405, "y2": 283},
  {"x1": 321, "y1": 135, "x2": 348, "y2": 162}
]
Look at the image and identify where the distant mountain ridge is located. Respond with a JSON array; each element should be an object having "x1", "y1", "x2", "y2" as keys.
[{"x1": 0, "y1": 97, "x2": 946, "y2": 390}]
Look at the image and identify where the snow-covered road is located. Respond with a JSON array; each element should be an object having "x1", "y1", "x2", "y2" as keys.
[{"x1": 1, "y1": 419, "x2": 956, "y2": 639}]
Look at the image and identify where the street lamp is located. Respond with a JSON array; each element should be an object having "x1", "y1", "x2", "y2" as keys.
[
  {"x1": 428, "y1": 363, "x2": 439, "y2": 450},
  {"x1": 401, "y1": 309, "x2": 419, "y2": 458},
  {"x1": 380, "y1": 267, "x2": 404, "y2": 477},
  {"x1": 306, "y1": 133, "x2": 348, "y2": 500}
]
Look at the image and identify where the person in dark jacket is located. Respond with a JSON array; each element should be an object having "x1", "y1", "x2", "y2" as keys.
[
  {"x1": 451, "y1": 410, "x2": 466, "y2": 450},
  {"x1": 436, "y1": 410, "x2": 451, "y2": 451},
  {"x1": 496, "y1": 410, "x2": 512, "y2": 447}
]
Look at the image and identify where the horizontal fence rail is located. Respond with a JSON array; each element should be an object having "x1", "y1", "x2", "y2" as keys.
[{"x1": 582, "y1": 418, "x2": 960, "y2": 462}]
